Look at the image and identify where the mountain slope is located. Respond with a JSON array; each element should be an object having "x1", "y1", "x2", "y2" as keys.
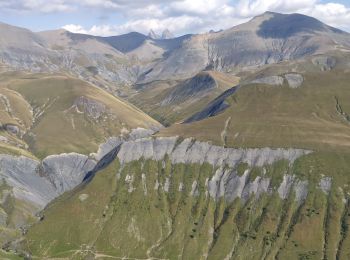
[
  {"x1": 0, "y1": 71, "x2": 161, "y2": 158},
  {"x1": 24, "y1": 137, "x2": 350, "y2": 259},
  {"x1": 159, "y1": 53, "x2": 350, "y2": 151},
  {"x1": 129, "y1": 70, "x2": 240, "y2": 125},
  {"x1": 141, "y1": 12, "x2": 350, "y2": 83},
  {"x1": 1, "y1": 11, "x2": 350, "y2": 260}
]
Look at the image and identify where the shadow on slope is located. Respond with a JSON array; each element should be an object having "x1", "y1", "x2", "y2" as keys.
[{"x1": 257, "y1": 12, "x2": 343, "y2": 39}]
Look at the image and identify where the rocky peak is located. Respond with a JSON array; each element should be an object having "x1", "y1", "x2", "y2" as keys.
[
  {"x1": 148, "y1": 29, "x2": 160, "y2": 39},
  {"x1": 161, "y1": 29, "x2": 174, "y2": 39},
  {"x1": 148, "y1": 29, "x2": 174, "y2": 39}
]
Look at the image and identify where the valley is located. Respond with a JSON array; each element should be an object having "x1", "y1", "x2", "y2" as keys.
[{"x1": 0, "y1": 11, "x2": 349, "y2": 260}]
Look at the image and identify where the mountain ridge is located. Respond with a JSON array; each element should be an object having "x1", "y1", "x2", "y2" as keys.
[{"x1": 0, "y1": 11, "x2": 350, "y2": 259}]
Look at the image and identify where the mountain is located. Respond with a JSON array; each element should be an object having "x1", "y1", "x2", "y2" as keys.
[
  {"x1": 140, "y1": 12, "x2": 350, "y2": 82},
  {"x1": 1, "y1": 11, "x2": 350, "y2": 259},
  {"x1": 161, "y1": 29, "x2": 174, "y2": 39},
  {"x1": 0, "y1": 71, "x2": 160, "y2": 158},
  {"x1": 23, "y1": 51, "x2": 350, "y2": 260},
  {"x1": 148, "y1": 29, "x2": 174, "y2": 40},
  {"x1": 148, "y1": 29, "x2": 160, "y2": 39},
  {"x1": 0, "y1": 70, "x2": 161, "y2": 252},
  {"x1": 130, "y1": 70, "x2": 240, "y2": 125}
]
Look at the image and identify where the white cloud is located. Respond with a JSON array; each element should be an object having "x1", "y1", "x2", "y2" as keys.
[
  {"x1": 5, "y1": 0, "x2": 349, "y2": 35},
  {"x1": 0, "y1": 0, "x2": 73, "y2": 12},
  {"x1": 236, "y1": 0, "x2": 317, "y2": 17},
  {"x1": 304, "y1": 3, "x2": 350, "y2": 30},
  {"x1": 62, "y1": 24, "x2": 118, "y2": 36}
]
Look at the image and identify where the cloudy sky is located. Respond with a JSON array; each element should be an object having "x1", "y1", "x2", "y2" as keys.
[{"x1": 0, "y1": 0, "x2": 350, "y2": 36}]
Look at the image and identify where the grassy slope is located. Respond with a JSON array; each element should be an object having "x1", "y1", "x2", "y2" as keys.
[
  {"x1": 25, "y1": 151, "x2": 350, "y2": 259},
  {"x1": 129, "y1": 71, "x2": 239, "y2": 125},
  {"x1": 23, "y1": 53, "x2": 350, "y2": 259},
  {"x1": 0, "y1": 72, "x2": 160, "y2": 158},
  {"x1": 159, "y1": 63, "x2": 350, "y2": 152}
]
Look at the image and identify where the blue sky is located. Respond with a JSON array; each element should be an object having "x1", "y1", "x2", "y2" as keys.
[{"x1": 0, "y1": 0, "x2": 349, "y2": 36}]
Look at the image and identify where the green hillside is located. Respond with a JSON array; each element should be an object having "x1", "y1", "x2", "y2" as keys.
[
  {"x1": 159, "y1": 54, "x2": 350, "y2": 152},
  {"x1": 0, "y1": 72, "x2": 161, "y2": 158},
  {"x1": 25, "y1": 150, "x2": 350, "y2": 259}
]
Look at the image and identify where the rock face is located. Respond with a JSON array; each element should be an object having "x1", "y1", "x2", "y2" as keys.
[
  {"x1": 115, "y1": 137, "x2": 319, "y2": 203},
  {"x1": 312, "y1": 56, "x2": 337, "y2": 71},
  {"x1": 118, "y1": 138, "x2": 309, "y2": 177},
  {"x1": 141, "y1": 12, "x2": 350, "y2": 82},
  {"x1": 319, "y1": 176, "x2": 332, "y2": 194},
  {"x1": 41, "y1": 153, "x2": 96, "y2": 194},
  {"x1": 0, "y1": 153, "x2": 96, "y2": 208},
  {"x1": 251, "y1": 76, "x2": 284, "y2": 86},
  {"x1": 0, "y1": 12, "x2": 349, "y2": 94},
  {"x1": 285, "y1": 73, "x2": 304, "y2": 88},
  {"x1": 161, "y1": 29, "x2": 174, "y2": 39},
  {"x1": 73, "y1": 96, "x2": 106, "y2": 119}
]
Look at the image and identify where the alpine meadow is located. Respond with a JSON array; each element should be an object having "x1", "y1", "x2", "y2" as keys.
[{"x1": 0, "y1": 2, "x2": 350, "y2": 259}]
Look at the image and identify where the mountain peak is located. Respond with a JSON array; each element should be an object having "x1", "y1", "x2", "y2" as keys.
[
  {"x1": 161, "y1": 29, "x2": 174, "y2": 39},
  {"x1": 148, "y1": 29, "x2": 160, "y2": 39},
  {"x1": 148, "y1": 29, "x2": 174, "y2": 40}
]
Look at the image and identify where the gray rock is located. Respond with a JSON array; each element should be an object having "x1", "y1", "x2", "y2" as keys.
[
  {"x1": 79, "y1": 193, "x2": 89, "y2": 202},
  {"x1": 41, "y1": 153, "x2": 96, "y2": 194},
  {"x1": 190, "y1": 180, "x2": 199, "y2": 196},
  {"x1": 285, "y1": 73, "x2": 304, "y2": 88},
  {"x1": 125, "y1": 174, "x2": 134, "y2": 193},
  {"x1": 178, "y1": 182, "x2": 184, "y2": 192},
  {"x1": 294, "y1": 180, "x2": 308, "y2": 203},
  {"x1": 319, "y1": 176, "x2": 332, "y2": 194},
  {"x1": 0, "y1": 136, "x2": 8, "y2": 142},
  {"x1": 74, "y1": 96, "x2": 106, "y2": 119},
  {"x1": 0, "y1": 208, "x2": 7, "y2": 226},
  {"x1": 118, "y1": 137, "x2": 311, "y2": 168},
  {"x1": 277, "y1": 175, "x2": 295, "y2": 199},
  {"x1": 5, "y1": 124, "x2": 20, "y2": 135},
  {"x1": 206, "y1": 167, "x2": 271, "y2": 202},
  {"x1": 0, "y1": 151, "x2": 97, "y2": 210},
  {"x1": 0, "y1": 155, "x2": 55, "y2": 207},
  {"x1": 128, "y1": 127, "x2": 158, "y2": 140},
  {"x1": 164, "y1": 178, "x2": 170, "y2": 192},
  {"x1": 251, "y1": 76, "x2": 284, "y2": 86},
  {"x1": 312, "y1": 56, "x2": 336, "y2": 71},
  {"x1": 93, "y1": 137, "x2": 123, "y2": 161}
]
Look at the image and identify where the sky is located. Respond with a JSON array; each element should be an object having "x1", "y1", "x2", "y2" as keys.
[{"x1": 0, "y1": 0, "x2": 349, "y2": 36}]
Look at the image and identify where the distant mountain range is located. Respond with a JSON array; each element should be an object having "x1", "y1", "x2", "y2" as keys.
[
  {"x1": 1, "y1": 11, "x2": 349, "y2": 91},
  {"x1": 1, "y1": 11, "x2": 350, "y2": 259},
  {"x1": 148, "y1": 29, "x2": 174, "y2": 39}
]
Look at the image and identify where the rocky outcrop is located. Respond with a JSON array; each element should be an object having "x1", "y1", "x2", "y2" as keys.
[
  {"x1": 73, "y1": 96, "x2": 106, "y2": 119},
  {"x1": 312, "y1": 56, "x2": 336, "y2": 71},
  {"x1": 319, "y1": 176, "x2": 332, "y2": 194},
  {"x1": 285, "y1": 73, "x2": 304, "y2": 88},
  {"x1": 92, "y1": 127, "x2": 158, "y2": 161},
  {"x1": 41, "y1": 153, "x2": 96, "y2": 194},
  {"x1": 251, "y1": 76, "x2": 284, "y2": 86},
  {"x1": 0, "y1": 153, "x2": 96, "y2": 208},
  {"x1": 0, "y1": 155, "x2": 53, "y2": 208},
  {"x1": 116, "y1": 137, "x2": 314, "y2": 203},
  {"x1": 117, "y1": 137, "x2": 310, "y2": 167}
]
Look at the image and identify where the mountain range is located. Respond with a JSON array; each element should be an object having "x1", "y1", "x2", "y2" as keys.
[{"x1": 0, "y1": 11, "x2": 350, "y2": 259}]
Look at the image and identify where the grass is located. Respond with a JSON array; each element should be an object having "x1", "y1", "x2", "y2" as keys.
[
  {"x1": 24, "y1": 149, "x2": 350, "y2": 259},
  {"x1": 0, "y1": 71, "x2": 161, "y2": 158},
  {"x1": 159, "y1": 64, "x2": 350, "y2": 153},
  {"x1": 129, "y1": 70, "x2": 239, "y2": 125}
]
